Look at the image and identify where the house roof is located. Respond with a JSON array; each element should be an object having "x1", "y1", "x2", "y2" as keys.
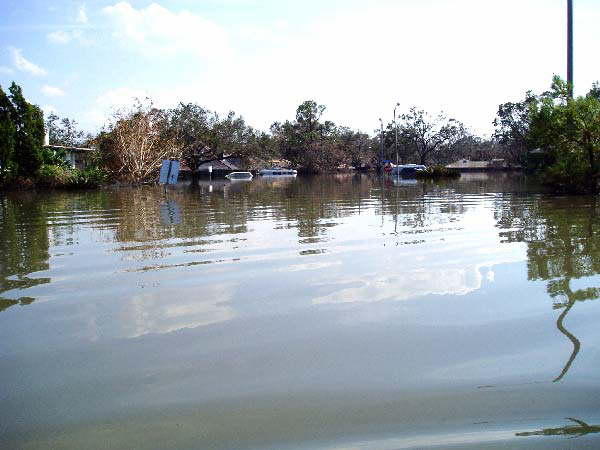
[
  {"x1": 44, "y1": 145, "x2": 94, "y2": 153},
  {"x1": 446, "y1": 159, "x2": 491, "y2": 169},
  {"x1": 445, "y1": 159, "x2": 516, "y2": 170},
  {"x1": 197, "y1": 159, "x2": 241, "y2": 171}
]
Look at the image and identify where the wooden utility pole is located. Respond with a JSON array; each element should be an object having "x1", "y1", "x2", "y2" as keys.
[{"x1": 567, "y1": 0, "x2": 573, "y2": 98}]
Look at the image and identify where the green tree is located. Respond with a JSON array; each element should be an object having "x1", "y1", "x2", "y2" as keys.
[
  {"x1": 273, "y1": 100, "x2": 346, "y2": 173},
  {"x1": 529, "y1": 76, "x2": 600, "y2": 193},
  {"x1": 493, "y1": 94, "x2": 535, "y2": 165},
  {"x1": 0, "y1": 85, "x2": 16, "y2": 179},
  {"x1": 45, "y1": 112, "x2": 85, "y2": 147},
  {"x1": 397, "y1": 107, "x2": 465, "y2": 165},
  {"x1": 588, "y1": 82, "x2": 600, "y2": 100},
  {"x1": 166, "y1": 103, "x2": 213, "y2": 170},
  {"x1": 295, "y1": 100, "x2": 325, "y2": 138},
  {"x1": 8, "y1": 82, "x2": 44, "y2": 176},
  {"x1": 337, "y1": 128, "x2": 372, "y2": 168},
  {"x1": 166, "y1": 103, "x2": 263, "y2": 171},
  {"x1": 206, "y1": 111, "x2": 257, "y2": 163},
  {"x1": 253, "y1": 131, "x2": 279, "y2": 163}
]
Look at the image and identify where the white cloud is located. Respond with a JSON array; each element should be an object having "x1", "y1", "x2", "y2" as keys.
[
  {"x1": 46, "y1": 4, "x2": 88, "y2": 46},
  {"x1": 102, "y1": 2, "x2": 230, "y2": 58},
  {"x1": 47, "y1": 30, "x2": 72, "y2": 44},
  {"x1": 77, "y1": 4, "x2": 88, "y2": 24},
  {"x1": 274, "y1": 19, "x2": 288, "y2": 31},
  {"x1": 86, "y1": 86, "x2": 152, "y2": 127},
  {"x1": 42, "y1": 104, "x2": 57, "y2": 116},
  {"x1": 86, "y1": 85, "x2": 191, "y2": 128},
  {"x1": 85, "y1": 109, "x2": 106, "y2": 127},
  {"x1": 0, "y1": 66, "x2": 14, "y2": 75},
  {"x1": 96, "y1": 86, "x2": 150, "y2": 109},
  {"x1": 42, "y1": 85, "x2": 66, "y2": 97},
  {"x1": 9, "y1": 46, "x2": 47, "y2": 76},
  {"x1": 47, "y1": 29, "x2": 85, "y2": 45}
]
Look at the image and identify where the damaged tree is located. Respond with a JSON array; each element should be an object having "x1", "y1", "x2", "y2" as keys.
[{"x1": 97, "y1": 100, "x2": 181, "y2": 183}]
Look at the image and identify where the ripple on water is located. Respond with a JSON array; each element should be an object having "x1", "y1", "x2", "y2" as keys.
[{"x1": 2, "y1": 175, "x2": 600, "y2": 449}]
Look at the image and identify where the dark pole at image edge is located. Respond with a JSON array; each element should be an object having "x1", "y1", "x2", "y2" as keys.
[
  {"x1": 567, "y1": 0, "x2": 573, "y2": 98},
  {"x1": 379, "y1": 118, "x2": 384, "y2": 173}
]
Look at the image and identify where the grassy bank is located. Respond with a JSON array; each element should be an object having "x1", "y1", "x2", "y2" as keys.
[{"x1": 1, "y1": 165, "x2": 109, "y2": 191}]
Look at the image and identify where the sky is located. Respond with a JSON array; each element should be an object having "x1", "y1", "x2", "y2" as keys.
[{"x1": 0, "y1": 0, "x2": 599, "y2": 137}]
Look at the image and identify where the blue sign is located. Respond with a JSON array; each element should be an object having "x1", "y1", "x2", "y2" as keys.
[
  {"x1": 159, "y1": 160, "x2": 180, "y2": 185},
  {"x1": 160, "y1": 200, "x2": 182, "y2": 225}
]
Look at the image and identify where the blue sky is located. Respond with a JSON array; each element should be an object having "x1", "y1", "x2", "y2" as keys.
[{"x1": 1, "y1": 0, "x2": 599, "y2": 136}]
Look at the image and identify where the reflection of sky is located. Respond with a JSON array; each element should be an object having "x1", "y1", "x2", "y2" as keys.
[
  {"x1": 307, "y1": 203, "x2": 525, "y2": 304},
  {"x1": 127, "y1": 283, "x2": 236, "y2": 338}
]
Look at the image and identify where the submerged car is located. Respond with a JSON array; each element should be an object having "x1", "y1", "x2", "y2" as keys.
[
  {"x1": 391, "y1": 164, "x2": 427, "y2": 177},
  {"x1": 259, "y1": 168, "x2": 298, "y2": 176},
  {"x1": 225, "y1": 171, "x2": 253, "y2": 180}
]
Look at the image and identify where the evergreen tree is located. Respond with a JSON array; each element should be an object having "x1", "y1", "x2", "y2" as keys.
[
  {"x1": 8, "y1": 82, "x2": 44, "y2": 176},
  {"x1": 0, "y1": 85, "x2": 16, "y2": 178}
]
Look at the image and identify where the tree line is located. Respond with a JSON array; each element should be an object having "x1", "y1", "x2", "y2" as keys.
[
  {"x1": 1, "y1": 76, "x2": 599, "y2": 191},
  {"x1": 82, "y1": 98, "x2": 525, "y2": 180}
]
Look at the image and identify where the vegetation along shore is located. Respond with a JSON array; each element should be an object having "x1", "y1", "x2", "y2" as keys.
[{"x1": 1, "y1": 75, "x2": 599, "y2": 193}]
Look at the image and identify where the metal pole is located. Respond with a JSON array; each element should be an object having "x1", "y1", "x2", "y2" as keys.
[
  {"x1": 164, "y1": 159, "x2": 172, "y2": 194},
  {"x1": 567, "y1": 0, "x2": 573, "y2": 98}
]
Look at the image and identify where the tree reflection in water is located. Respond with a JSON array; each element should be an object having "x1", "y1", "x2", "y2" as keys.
[
  {"x1": 497, "y1": 196, "x2": 600, "y2": 382},
  {"x1": 0, "y1": 194, "x2": 52, "y2": 310}
]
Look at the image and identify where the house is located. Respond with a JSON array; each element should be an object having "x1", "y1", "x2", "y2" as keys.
[
  {"x1": 196, "y1": 158, "x2": 242, "y2": 175},
  {"x1": 44, "y1": 145, "x2": 94, "y2": 170},
  {"x1": 445, "y1": 159, "x2": 520, "y2": 172}
]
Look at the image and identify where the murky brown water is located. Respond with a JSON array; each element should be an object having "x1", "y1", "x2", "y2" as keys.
[{"x1": 2, "y1": 173, "x2": 600, "y2": 449}]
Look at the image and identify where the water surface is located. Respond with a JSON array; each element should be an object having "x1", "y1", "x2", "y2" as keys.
[{"x1": 2, "y1": 173, "x2": 600, "y2": 449}]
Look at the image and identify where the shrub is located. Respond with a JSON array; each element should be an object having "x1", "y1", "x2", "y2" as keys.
[
  {"x1": 69, "y1": 167, "x2": 108, "y2": 188},
  {"x1": 36, "y1": 164, "x2": 71, "y2": 187},
  {"x1": 40, "y1": 147, "x2": 70, "y2": 168},
  {"x1": 540, "y1": 151, "x2": 596, "y2": 194},
  {"x1": 36, "y1": 164, "x2": 108, "y2": 189}
]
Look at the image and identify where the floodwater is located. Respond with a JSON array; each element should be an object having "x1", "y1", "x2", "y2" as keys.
[{"x1": 2, "y1": 173, "x2": 600, "y2": 449}]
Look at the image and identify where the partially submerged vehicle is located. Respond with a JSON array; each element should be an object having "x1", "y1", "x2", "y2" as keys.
[
  {"x1": 391, "y1": 164, "x2": 427, "y2": 177},
  {"x1": 225, "y1": 171, "x2": 253, "y2": 180},
  {"x1": 259, "y1": 168, "x2": 298, "y2": 176}
]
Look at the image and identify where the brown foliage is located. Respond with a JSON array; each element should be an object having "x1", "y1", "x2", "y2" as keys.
[{"x1": 101, "y1": 100, "x2": 181, "y2": 182}]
